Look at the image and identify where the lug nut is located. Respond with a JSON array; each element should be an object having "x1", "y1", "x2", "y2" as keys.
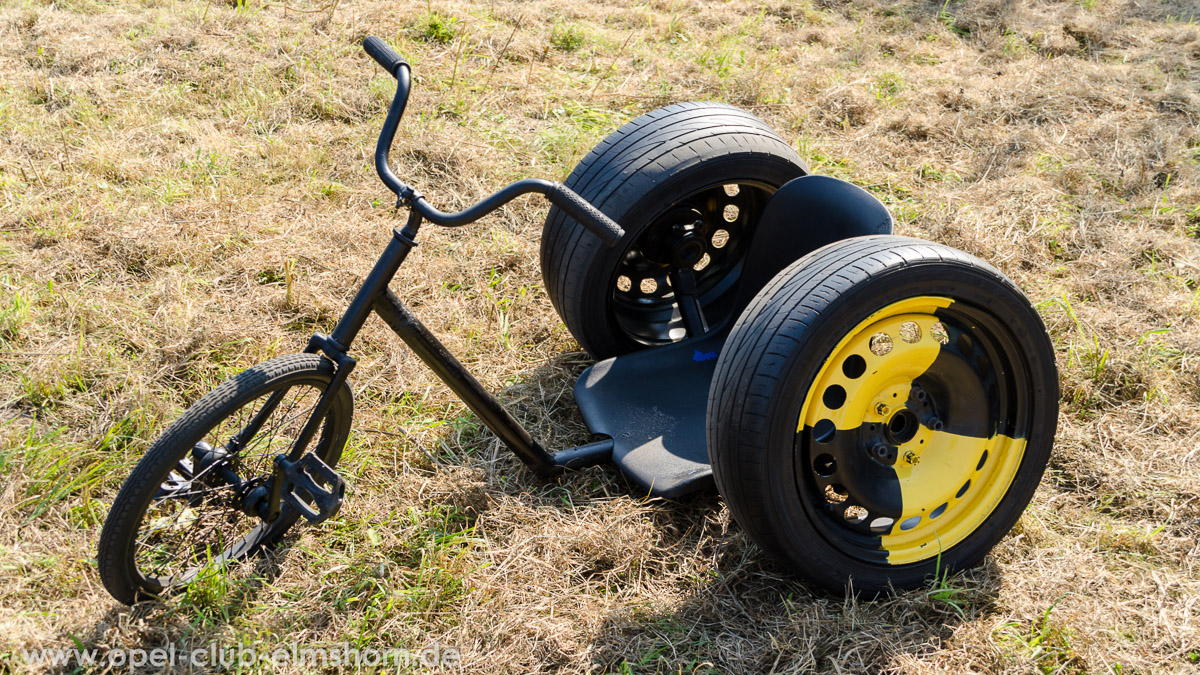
[
  {"x1": 875, "y1": 403, "x2": 890, "y2": 416},
  {"x1": 873, "y1": 444, "x2": 890, "y2": 459},
  {"x1": 929, "y1": 417, "x2": 944, "y2": 431}
]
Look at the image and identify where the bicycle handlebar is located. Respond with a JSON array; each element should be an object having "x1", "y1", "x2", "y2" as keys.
[
  {"x1": 362, "y1": 36, "x2": 625, "y2": 247},
  {"x1": 363, "y1": 35, "x2": 408, "y2": 77},
  {"x1": 542, "y1": 182, "x2": 626, "y2": 245},
  {"x1": 407, "y1": 179, "x2": 625, "y2": 246}
]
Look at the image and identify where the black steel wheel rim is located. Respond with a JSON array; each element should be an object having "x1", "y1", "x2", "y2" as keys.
[{"x1": 610, "y1": 181, "x2": 773, "y2": 345}]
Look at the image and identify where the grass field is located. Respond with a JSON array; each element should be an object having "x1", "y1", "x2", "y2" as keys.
[{"x1": 1, "y1": 0, "x2": 1198, "y2": 672}]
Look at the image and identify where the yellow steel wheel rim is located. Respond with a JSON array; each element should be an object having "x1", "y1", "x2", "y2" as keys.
[{"x1": 796, "y1": 296, "x2": 1027, "y2": 566}]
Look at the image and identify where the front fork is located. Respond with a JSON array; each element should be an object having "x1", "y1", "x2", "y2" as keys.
[
  {"x1": 256, "y1": 212, "x2": 423, "y2": 524},
  {"x1": 255, "y1": 330, "x2": 355, "y2": 525}
]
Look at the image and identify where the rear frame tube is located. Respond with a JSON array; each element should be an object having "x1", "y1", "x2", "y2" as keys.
[{"x1": 371, "y1": 288, "x2": 561, "y2": 476}]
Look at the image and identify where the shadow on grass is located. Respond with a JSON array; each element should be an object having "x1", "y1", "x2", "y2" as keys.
[
  {"x1": 481, "y1": 356, "x2": 1004, "y2": 673},
  {"x1": 586, "y1": 537, "x2": 1002, "y2": 673}
]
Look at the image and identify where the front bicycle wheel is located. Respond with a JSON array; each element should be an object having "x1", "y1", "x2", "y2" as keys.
[{"x1": 97, "y1": 354, "x2": 353, "y2": 604}]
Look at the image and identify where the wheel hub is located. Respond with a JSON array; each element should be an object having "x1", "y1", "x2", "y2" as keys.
[
  {"x1": 638, "y1": 206, "x2": 703, "y2": 265},
  {"x1": 191, "y1": 441, "x2": 272, "y2": 518},
  {"x1": 671, "y1": 228, "x2": 707, "y2": 267},
  {"x1": 884, "y1": 408, "x2": 918, "y2": 445},
  {"x1": 882, "y1": 407, "x2": 919, "y2": 451}
]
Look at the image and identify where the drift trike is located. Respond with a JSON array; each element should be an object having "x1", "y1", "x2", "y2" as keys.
[{"x1": 97, "y1": 36, "x2": 1058, "y2": 602}]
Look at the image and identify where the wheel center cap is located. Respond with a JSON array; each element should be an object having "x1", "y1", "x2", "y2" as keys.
[
  {"x1": 673, "y1": 237, "x2": 706, "y2": 267},
  {"x1": 884, "y1": 408, "x2": 919, "y2": 445}
]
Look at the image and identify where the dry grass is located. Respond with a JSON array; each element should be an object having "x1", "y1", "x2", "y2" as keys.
[{"x1": 1, "y1": 0, "x2": 1198, "y2": 672}]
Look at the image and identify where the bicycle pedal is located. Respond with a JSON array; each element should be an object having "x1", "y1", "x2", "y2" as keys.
[{"x1": 280, "y1": 454, "x2": 346, "y2": 524}]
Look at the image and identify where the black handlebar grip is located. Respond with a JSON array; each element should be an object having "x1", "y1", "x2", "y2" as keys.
[
  {"x1": 548, "y1": 184, "x2": 626, "y2": 247},
  {"x1": 363, "y1": 35, "x2": 408, "y2": 78}
]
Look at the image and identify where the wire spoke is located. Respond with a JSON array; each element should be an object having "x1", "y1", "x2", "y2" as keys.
[{"x1": 133, "y1": 380, "x2": 328, "y2": 583}]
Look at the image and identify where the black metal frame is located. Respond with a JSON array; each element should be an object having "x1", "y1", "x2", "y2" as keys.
[
  {"x1": 255, "y1": 37, "x2": 626, "y2": 521},
  {"x1": 296, "y1": 218, "x2": 615, "y2": 475}
]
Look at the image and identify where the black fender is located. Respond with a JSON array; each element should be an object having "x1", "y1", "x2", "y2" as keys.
[{"x1": 733, "y1": 175, "x2": 894, "y2": 308}]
